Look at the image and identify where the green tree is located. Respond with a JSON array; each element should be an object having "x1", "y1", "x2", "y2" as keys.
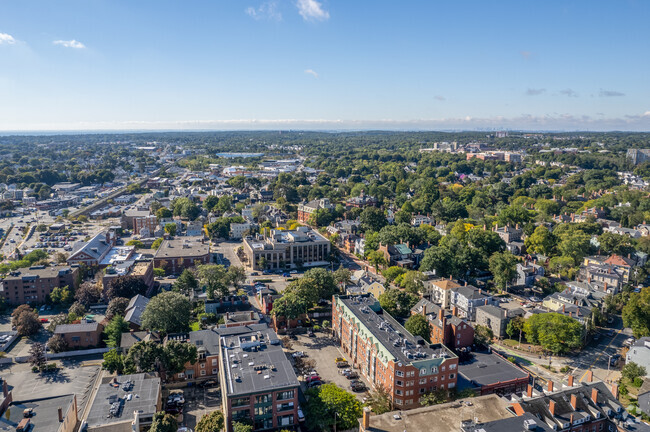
[
  {"x1": 382, "y1": 266, "x2": 407, "y2": 283},
  {"x1": 46, "y1": 334, "x2": 68, "y2": 353},
  {"x1": 105, "y1": 275, "x2": 148, "y2": 300},
  {"x1": 232, "y1": 422, "x2": 253, "y2": 432},
  {"x1": 164, "y1": 223, "x2": 177, "y2": 236},
  {"x1": 141, "y1": 291, "x2": 191, "y2": 334},
  {"x1": 364, "y1": 385, "x2": 393, "y2": 414},
  {"x1": 172, "y1": 197, "x2": 200, "y2": 220},
  {"x1": 622, "y1": 362, "x2": 647, "y2": 382},
  {"x1": 399, "y1": 270, "x2": 426, "y2": 294},
  {"x1": 151, "y1": 238, "x2": 164, "y2": 249},
  {"x1": 474, "y1": 324, "x2": 494, "y2": 345},
  {"x1": 227, "y1": 266, "x2": 247, "y2": 289},
  {"x1": 623, "y1": 288, "x2": 650, "y2": 337},
  {"x1": 28, "y1": 342, "x2": 47, "y2": 370},
  {"x1": 104, "y1": 315, "x2": 129, "y2": 348},
  {"x1": 106, "y1": 297, "x2": 130, "y2": 320},
  {"x1": 156, "y1": 207, "x2": 172, "y2": 220},
  {"x1": 405, "y1": 314, "x2": 430, "y2": 341},
  {"x1": 333, "y1": 266, "x2": 352, "y2": 288},
  {"x1": 195, "y1": 411, "x2": 224, "y2": 432},
  {"x1": 420, "y1": 388, "x2": 448, "y2": 406},
  {"x1": 558, "y1": 230, "x2": 591, "y2": 265},
  {"x1": 74, "y1": 281, "x2": 103, "y2": 306},
  {"x1": 149, "y1": 412, "x2": 178, "y2": 432},
  {"x1": 524, "y1": 226, "x2": 556, "y2": 256},
  {"x1": 49, "y1": 285, "x2": 73, "y2": 304},
  {"x1": 489, "y1": 251, "x2": 518, "y2": 292},
  {"x1": 163, "y1": 340, "x2": 198, "y2": 374},
  {"x1": 506, "y1": 316, "x2": 526, "y2": 339},
  {"x1": 102, "y1": 348, "x2": 126, "y2": 374},
  {"x1": 153, "y1": 268, "x2": 165, "y2": 278},
  {"x1": 196, "y1": 264, "x2": 229, "y2": 299},
  {"x1": 174, "y1": 269, "x2": 199, "y2": 294},
  {"x1": 126, "y1": 239, "x2": 144, "y2": 249},
  {"x1": 524, "y1": 313, "x2": 583, "y2": 354},
  {"x1": 367, "y1": 250, "x2": 387, "y2": 271},
  {"x1": 360, "y1": 207, "x2": 387, "y2": 232},
  {"x1": 304, "y1": 383, "x2": 362, "y2": 431},
  {"x1": 11, "y1": 305, "x2": 42, "y2": 336},
  {"x1": 378, "y1": 288, "x2": 418, "y2": 318},
  {"x1": 125, "y1": 340, "x2": 165, "y2": 372}
]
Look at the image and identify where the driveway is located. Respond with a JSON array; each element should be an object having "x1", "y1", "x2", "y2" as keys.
[{"x1": 289, "y1": 332, "x2": 371, "y2": 401}]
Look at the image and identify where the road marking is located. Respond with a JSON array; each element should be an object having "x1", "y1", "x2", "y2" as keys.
[{"x1": 579, "y1": 329, "x2": 622, "y2": 382}]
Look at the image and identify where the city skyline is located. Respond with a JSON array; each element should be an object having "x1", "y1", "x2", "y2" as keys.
[{"x1": 1, "y1": 0, "x2": 649, "y2": 131}]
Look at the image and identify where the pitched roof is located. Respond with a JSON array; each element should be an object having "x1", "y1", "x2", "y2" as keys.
[{"x1": 54, "y1": 321, "x2": 100, "y2": 334}]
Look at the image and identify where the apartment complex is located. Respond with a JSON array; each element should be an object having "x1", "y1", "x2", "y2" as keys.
[
  {"x1": 411, "y1": 299, "x2": 474, "y2": 350},
  {"x1": 242, "y1": 227, "x2": 330, "y2": 271},
  {"x1": 333, "y1": 294, "x2": 458, "y2": 410},
  {"x1": 218, "y1": 324, "x2": 300, "y2": 432},
  {"x1": 0, "y1": 265, "x2": 79, "y2": 305},
  {"x1": 133, "y1": 215, "x2": 158, "y2": 236}
]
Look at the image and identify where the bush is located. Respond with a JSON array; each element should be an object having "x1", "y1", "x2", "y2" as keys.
[
  {"x1": 31, "y1": 366, "x2": 39, "y2": 373},
  {"x1": 619, "y1": 382, "x2": 629, "y2": 396},
  {"x1": 313, "y1": 325, "x2": 321, "y2": 331},
  {"x1": 507, "y1": 356, "x2": 516, "y2": 363},
  {"x1": 560, "y1": 366, "x2": 570, "y2": 373},
  {"x1": 634, "y1": 377, "x2": 644, "y2": 388}
]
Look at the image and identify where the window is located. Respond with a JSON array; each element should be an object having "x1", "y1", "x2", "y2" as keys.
[
  {"x1": 419, "y1": 378, "x2": 427, "y2": 385},
  {"x1": 405, "y1": 390, "x2": 413, "y2": 396},
  {"x1": 256, "y1": 394, "x2": 272, "y2": 404},
  {"x1": 232, "y1": 397, "x2": 250, "y2": 407},
  {"x1": 419, "y1": 388, "x2": 425, "y2": 394},
  {"x1": 279, "y1": 414, "x2": 294, "y2": 426},
  {"x1": 200, "y1": 363, "x2": 205, "y2": 368},
  {"x1": 407, "y1": 381, "x2": 414, "y2": 387},
  {"x1": 406, "y1": 399, "x2": 413, "y2": 405},
  {"x1": 396, "y1": 370, "x2": 404, "y2": 377},
  {"x1": 212, "y1": 368, "x2": 218, "y2": 374},
  {"x1": 449, "y1": 364, "x2": 457, "y2": 370},
  {"x1": 212, "y1": 359, "x2": 217, "y2": 366},
  {"x1": 277, "y1": 402, "x2": 294, "y2": 412},
  {"x1": 431, "y1": 377, "x2": 437, "y2": 383},
  {"x1": 420, "y1": 368, "x2": 427, "y2": 375},
  {"x1": 200, "y1": 370, "x2": 206, "y2": 376},
  {"x1": 430, "y1": 367, "x2": 438, "y2": 374},
  {"x1": 395, "y1": 399, "x2": 403, "y2": 405},
  {"x1": 441, "y1": 366, "x2": 446, "y2": 371},
  {"x1": 277, "y1": 390, "x2": 294, "y2": 400},
  {"x1": 449, "y1": 374, "x2": 455, "y2": 379},
  {"x1": 396, "y1": 380, "x2": 403, "y2": 386},
  {"x1": 254, "y1": 405, "x2": 273, "y2": 416},
  {"x1": 448, "y1": 382, "x2": 455, "y2": 389},
  {"x1": 395, "y1": 389, "x2": 402, "y2": 396}
]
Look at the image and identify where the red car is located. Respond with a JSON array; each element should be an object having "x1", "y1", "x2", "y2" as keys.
[{"x1": 305, "y1": 375, "x2": 321, "y2": 383}]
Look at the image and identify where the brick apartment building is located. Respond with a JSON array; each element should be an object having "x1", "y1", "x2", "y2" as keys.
[
  {"x1": 411, "y1": 299, "x2": 474, "y2": 350},
  {"x1": 133, "y1": 215, "x2": 158, "y2": 237},
  {"x1": 297, "y1": 198, "x2": 334, "y2": 223},
  {"x1": 333, "y1": 294, "x2": 459, "y2": 410},
  {"x1": 54, "y1": 321, "x2": 104, "y2": 349},
  {"x1": 0, "y1": 265, "x2": 79, "y2": 305},
  {"x1": 153, "y1": 236, "x2": 210, "y2": 275},
  {"x1": 218, "y1": 324, "x2": 300, "y2": 431}
]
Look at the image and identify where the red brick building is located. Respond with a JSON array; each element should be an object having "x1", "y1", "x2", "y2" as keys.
[
  {"x1": 0, "y1": 265, "x2": 79, "y2": 305},
  {"x1": 153, "y1": 236, "x2": 210, "y2": 275},
  {"x1": 54, "y1": 321, "x2": 104, "y2": 349},
  {"x1": 411, "y1": 299, "x2": 474, "y2": 350},
  {"x1": 333, "y1": 294, "x2": 458, "y2": 410}
]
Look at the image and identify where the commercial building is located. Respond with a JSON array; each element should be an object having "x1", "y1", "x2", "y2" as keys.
[
  {"x1": 333, "y1": 294, "x2": 459, "y2": 410},
  {"x1": 85, "y1": 373, "x2": 162, "y2": 432},
  {"x1": 457, "y1": 351, "x2": 530, "y2": 396},
  {"x1": 0, "y1": 393, "x2": 78, "y2": 432},
  {"x1": 54, "y1": 321, "x2": 104, "y2": 349},
  {"x1": 67, "y1": 231, "x2": 116, "y2": 267},
  {"x1": 218, "y1": 324, "x2": 300, "y2": 431},
  {"x1": 297, "y1": 198, "x2": 335, "y2": 223},
  {"x1": 242, "y1": 227, "x2": 330, "y2": 271},
  {"x1": 102, "y1": 260, "x2": 154, "y2": 295},
  {"x1": 122, "y1": 209, "x2": 152, "y2": 230},
  {"x1": 0, "y1": 265, "x2": 79, "y2": 305},
  {"x1": 153, "y1": 236, "x2": 210, "y2": 275}
]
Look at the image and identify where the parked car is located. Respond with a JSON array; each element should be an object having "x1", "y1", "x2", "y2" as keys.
[
  {"x1": 350, "y1": 380, "x2": 366, "y2": 392},
  {"x1": 297, "y1": 408, "x2": 305, "y2": 422},
  {"x1": 307, "y1": 380, "x2": 322, "y2": 388},
  {"x1": 344, "y1": 371, "x2": 358, "y2": 379},
  {"x1": 292, "y1": 351, "x2": 307, "y2": 359},
  {"x1": 305, "y1": 375, "x2": 321, "y2": 383},
  {"x1": 336, "y1": 361, "x2": 350, "y2": 368},
  {"x1": 624, "y1": 337, "x2": 635, "y2": 346}
]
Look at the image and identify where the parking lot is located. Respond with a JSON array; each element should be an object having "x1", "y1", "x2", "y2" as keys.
[
  {"x1": 0, "y1": 360, "x2": 101, "y2": 414},
  {"x1": 288, "y1": 332, "x2": 372, "y2": 401},
  {"x1": 163, "y1": 383, "x2": 221, "y2": 429}
]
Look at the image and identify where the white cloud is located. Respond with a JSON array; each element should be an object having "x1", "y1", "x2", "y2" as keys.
[
  {"x1": 304, "y1": 69, "x2": 319, "y2": 78},
  {"x1": 0, "y1": 33, "x2": 16, "y2": 45},
  {"x1": 246, "y1": 2, "x2": 282, "y2": 21},
  {"x1": 434, "y1": 95, "x2": 446, "y2": 101},
  {"x1": 599, "y1": 89, "x2": 624, "y2": 97},
  {"x1": 296, "y1": 0, "x2": 329, "y2": 21},
  {"x1": 559, "y1": 88, "x2": 579, "y2": 98},
  {"x1": 526, "y1": 88, "x2": 546, "y2": 96},
  {"x1": 53, "y1": 39, "x2": 86, "y2": 49}
]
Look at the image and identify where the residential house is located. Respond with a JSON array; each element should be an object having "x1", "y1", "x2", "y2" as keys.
[
  {"x1": 54, "y1": 321, "x2": 104, "y2": 349},
  {"x1": 626, "y1": 338, "x2": 650, "y2": 375},
  {"x1": 424, "y1": 278, "x2": 461, "y2": 309},
  {"x1": 475, "y1": 304, "x2": 525, "y2": 339},
  {"x1": 378, "y1": 243, "x2": 414, "y2": 268},
  {"x1": 412, "y1": 299, "x2": 474, "y2": 349},
  {"x1": 124, "y1": 294, "x2": 150, "y2": 330},
  {"x1": 492, "y1": 224, "x2": 523, "y2": 243},
  {"x1": 514, "y1": 262, "x2": 545, "y2": 287},
  {"x1": 450, "y1": 285, "x2": 497, "y2": 321}
]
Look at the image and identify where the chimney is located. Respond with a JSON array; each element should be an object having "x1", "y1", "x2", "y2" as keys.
[
  {"x1": 438, "y1": 309, "x2": 444, "y2": 321},
  {"x1": 465, "y1": 281, "x2": 468, "y2": 286},
  {"x1": 570, "y1": 413, "x2": 575, "y2": 424},
  {"x1": 526, "y1": 384, "x2": 533, "y2": 398},
  {"x1": 549, "y1": 400, "x2": 556, "y2": 416},
  {"x1": 449, "y1": 275, "x2": 452, "y2": 280},
  {"x1": 362, "y1": 408, "x2": 371, "y2": 430},
  {"x1": 548, "y1": 380, "x2": 554, "y2": 392},
  {"x1": 250, "y1": 311, "x2": 255, "y2": 320},
  {"x1": 512, "y1": 402, "x2": 525, "y2": 416},
  {"x1": 422, "y1": 304, "x2": 427, "y2": 317},
  {"x1": 570, "y1": 394, "x2": 578, "y2": 410},
  {"x1": 568, "y1": 375, "x2": 574, "y2": 387},
  {"x1": 585, "y1": 370, "x2": 593, "y2": 382},
  {"x1": 591, "y1": 388, "x2": 598, "y2": 404},
  {"x1": 58, "y1": 407, "x2": 63, "y2": 422},
  {"x1": 611, "y1": 383, "x2": 619, "y2": 399},
  {"x1": 452, "y1": 306, "x2": 458, "y2": 317},
  {"x1": 562, "y1": 304, "x2": 565, "y2": 313}
]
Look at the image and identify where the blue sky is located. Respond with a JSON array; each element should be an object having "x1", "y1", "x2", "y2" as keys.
[{"x1": 1, "y1": 0, "x2": 649, "y2": 131}]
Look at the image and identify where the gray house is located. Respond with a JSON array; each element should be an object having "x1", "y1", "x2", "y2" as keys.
[
  {"x1": 475, "y1": 304, "x2": 525, "y2": 338},
  {"x1": 626, "y1": 337, "x2": 650, "y2": 376}
]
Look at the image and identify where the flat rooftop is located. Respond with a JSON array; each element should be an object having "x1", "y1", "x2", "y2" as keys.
[
  {"x1": 363, "y1": 394, "x2": 512, "y2": 432},
  {"x1": 0, "y1": 395, "x2": 76, "y2": 432},
  {"x1": 458, "y1": 351, "x2": 529, "y2": 388},
  {"x1": 219, "y1": 324, "x2": 299, "y2": 398},
  {"x1": 99, "y1": 246, "x2": 135, "y2": 266},
  {"x1": 2, "y1": 265, "x2": 74, "y2": 282},
  {"x1": 337, "y1": 294, "x2": 456, "y2": 366},
  {"x1": 154, "y1": 236, "x2": 209, "y2": 259},
  {"x1": 85, "y1": 373, "x2": 160, "y2": 428}
]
